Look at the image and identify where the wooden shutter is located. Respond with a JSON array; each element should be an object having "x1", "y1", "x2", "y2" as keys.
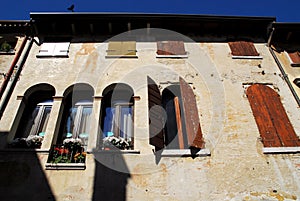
[
  {"x1": 246, "y1": 84, "x2": 300, "y2": 147},
  {"x1": 53, "y1": 42, "x2": 70, "y2": 57},
  {"x1": 147, "y1": 76, "x2": 165, "y2": 151},
  {"x1": 157, "y1": 41, "x2": 186, "y2": 55},
  {"x1": 288, "y1": 51, "x2": 300, "y2": 64},
  {"x1": 229, "y1": 41, "x2": 259, "y2": 56},
  {"x1": 179, "y1": 77, "x2": 204, "y2": 149},
  {"x1": 107, "y1": 41, "x2": 136, "y2": 57}
]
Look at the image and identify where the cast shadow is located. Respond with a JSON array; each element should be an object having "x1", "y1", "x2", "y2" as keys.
[
  {"x1": 92, "y1": 149, "x2": 130, "y2": 201},
  {"x1": 0, "y1": 151, "x2": 55, "y2": 201}
]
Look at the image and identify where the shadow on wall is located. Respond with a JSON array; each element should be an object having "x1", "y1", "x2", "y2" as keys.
[
  {"x1": 92, "y1": 150, "x2": 130, "y2": 201},
  {"x1": 0, "y1": 151, "x2": 55, "y2": 201}
]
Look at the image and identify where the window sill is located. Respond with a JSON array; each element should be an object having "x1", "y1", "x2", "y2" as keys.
[
  {"x1": 91, "y1": 149, "x2": 140, "y2": 154},
  {"x1": 232, "y1": 55, "x2": 263, "y2": 59},
  {"x1": 291, "y1": 63, "x2": 300, "y2": 67},
  {"x1": 36, "y1": 55, "x2": 69, "y2": 58},
  {"x1": 105, "y1": 55, "x2": 138, "y2": 58},
  {"x1": 45, "y1": 163, "x2": 86, "y2": 170},
  {"x1": 160, "y1": 149, "x2": 210, "y2": 157},
  {"x1": 156, "y1": 54, "x2": 188, "y2": 58},
  {"x1": 0, "y1": 148, "x2": 49, "y2": 153},
  {"x1": 0, "y1": 51, "x2": 15, "y2": 55},
  {"x1": 263, "y1": 147, "x2": 300, "y2": 154}
]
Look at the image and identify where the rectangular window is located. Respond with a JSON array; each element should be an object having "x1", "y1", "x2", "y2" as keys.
[
  {"x1": 156, "y1": 41, "x2": 187, "y2": 58},
  {"x1": 106, "y1": 41, "x2": 137, "y2": 58},
  {"x1": 228, "y1": 41, "x2": 262, "y2": 59},
  {"x1": 64, "y1": 102, "x2": 92, "y2": 149},
  {"x1": 287, "y1": 51, "x2": 300, "y2": 67},
  {"x1": 36, "y1": 42, "x2": 70, "y2": 58}
]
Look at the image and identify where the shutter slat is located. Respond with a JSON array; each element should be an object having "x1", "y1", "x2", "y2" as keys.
[
  {"x1": 147, "y1": 76, "x2": 165, "y2": 151},
  {"x1": 179, "y1": 77, "x2": 204, "y2": 149},
  {"x1": 246, "y1": 84, "x2": 300, "y2": 147}
]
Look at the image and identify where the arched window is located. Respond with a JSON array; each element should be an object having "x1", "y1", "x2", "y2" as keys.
[
  {"x1": 246, "y1": 84, "x2": 300, "y2": 147},
  {"x1": 57, "y1": 84, "x2": 94, "y2": 149},
  {"x1": 100, "y1": 83, "x2": 134, "y2": 150},
  {"x1": 12, "y1": 84, "x2": 55, "y2": 148}
]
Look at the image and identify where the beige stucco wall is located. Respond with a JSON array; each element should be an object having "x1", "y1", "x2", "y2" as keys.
[{"x1": 0, "y1": 38, "x2": 300, "y2": 201}]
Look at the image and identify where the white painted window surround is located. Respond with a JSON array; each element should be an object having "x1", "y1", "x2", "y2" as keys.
[{"x1": 37, "y1": 42, "x2": 70, "y2": 57}]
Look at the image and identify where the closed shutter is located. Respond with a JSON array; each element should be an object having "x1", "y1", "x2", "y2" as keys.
[
  {"x1": 107, "y1": 41, "x2": 136, "y2": 57},
  {"x1": 157, "y1": 41, "x2": 186, "y2": 55},
  {"x1": 53, "y1": 42, "x2": 70, "y2": 57},
  {"x1": 246, "y1": 84, "x2": 300, "y2": 147},
  {"x1": 229, "y1": 41, "x2": 259, "y2": 56},
  {"x1": 147, "y1": 76, "x2": 165, "y2": 151},
  {"x1": 288, "y1": 51, "x2": 300, "y2": 65},
  {"x1": 179, "y1": 77, "x2": 204, "y2": 149},
  {"x1": 37, "y1": 43, "x2": 55, "y2": 57},
  {"x1": 37, "y1": 42, "x2": 70, "y2": 57}
]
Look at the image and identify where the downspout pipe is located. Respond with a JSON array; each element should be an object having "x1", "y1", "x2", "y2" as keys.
[
  {"x1": 0, "y1": 37, "x2": 33, "y2": 119},
  {"x1": 0, "y1": 36, "x2": 28, "y2": 100},
  {"x1": 268, "y1": 28, "x2": 300, "y2": 107}
]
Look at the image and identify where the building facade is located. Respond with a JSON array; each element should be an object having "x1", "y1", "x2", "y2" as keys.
[{"x1": 0, "y1": 13, "x2": 299, "y2": 201}]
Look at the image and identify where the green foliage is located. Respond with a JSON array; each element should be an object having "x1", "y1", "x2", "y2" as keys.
[{"x1": 0, "y1": 41, "x2": 12, "y2": 52}]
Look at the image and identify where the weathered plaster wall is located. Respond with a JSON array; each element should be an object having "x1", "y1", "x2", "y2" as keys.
[{"x1": 0, "y1": 39, "x2": 300, "y2": 201}]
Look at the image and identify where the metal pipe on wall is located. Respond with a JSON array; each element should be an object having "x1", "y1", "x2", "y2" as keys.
[{"x1": 0, "y1": 37, "x2": 33, "y2": 119}]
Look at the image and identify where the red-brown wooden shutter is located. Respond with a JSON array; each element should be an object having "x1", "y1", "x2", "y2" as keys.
[
  {"x1": 147, "y1": 76, "x2": 165, "y2": 151},
  {"x1": 179, "y1": 77, "x2": 204, "y2": 149},
  {"x1": 246, "y1": 84, "x2": 300, "y2": 147},
  {"x1": 288, "y1": 51, "x2": 300, "y2": 64},
  {"x1": 157, "y1": 41, "x2": 186, "y2": 55},
  {"x1": 229, "y1": 41, "x2": 259, "y2": 56}
]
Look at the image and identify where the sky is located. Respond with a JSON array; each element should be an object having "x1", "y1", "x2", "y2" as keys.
[{"x1": 0, "y1": 0, "x2": 300, "y2": 22}]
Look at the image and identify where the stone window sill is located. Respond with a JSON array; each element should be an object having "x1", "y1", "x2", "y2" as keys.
[
  {"x1": 156, "y1": 54, "x2": 188, "y2": 58},
  {"x1": 91, "y1": 149, "x2": 140, "y2": 154},
  {"x1": 45, "y1": 163, "x2": 86, "y2": 170},
  {"x1": 263, "y1": 147, "x2": 300, "y2": 154},
  {"x1": 160, "y1": 149, "x2": 210, "y2": 157},
  {"x1": 232, "y1": 55, "x2": 263, "y2": 59}
]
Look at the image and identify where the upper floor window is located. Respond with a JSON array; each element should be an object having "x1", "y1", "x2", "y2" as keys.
[
  {"x1": 228, "y1": 41, "x2": 262, "y2": 59},
  {"x1": 286, "y1": 50, "x2": 300, "y2": 67},
  {"x1": 0, "y1": 36, "x2": 18, "y2": 54},
  {"x1": 36, "y1": 42, "x2": 70, "y2": 58},
  {"x1": 246, "y1": 84, "x2": 300, "y2": 153},
  {"x1": 147, "y1": 76, "x2": 204, "y2": 153},
  {"x1": 100, "y1": 83, "x2": 134, "y2": 150},
  {"x1": 106, "y1": 41, "x2": 137, "y2": 58},
  {"x1": 156, "y1": 41, "x2": 187, "y2": 58}
]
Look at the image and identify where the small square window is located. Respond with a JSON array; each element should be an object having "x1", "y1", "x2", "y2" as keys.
[
  {"x1": 286, "y1": 51, "x2": 300, "y2": 67},
  {"x1": 228, "y1": 41, "x2": 262, "y2": 59},
  {"x1": 156, "y1": 41, "x2": 187, "y2": 58},
  {"x1": 36, "y1": 42, "x2": 70, "y2": 58},
  {"x1": 106, "y1": 41, "x2": 137, "y2": 58}
]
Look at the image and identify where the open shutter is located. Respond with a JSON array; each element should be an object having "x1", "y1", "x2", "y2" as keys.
[
  {"x1": 179, "y1": 77, "x2": 204, "y2": 149},
  {"x1": 147, "y1": 76, "x2": 165, "y2": 151},
  {"x1": 246, "y1": 84, "x2": 300, "y2": 147},
  {"x1": 229, "y1": 41, "x2": 259, "y2": 56}
]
